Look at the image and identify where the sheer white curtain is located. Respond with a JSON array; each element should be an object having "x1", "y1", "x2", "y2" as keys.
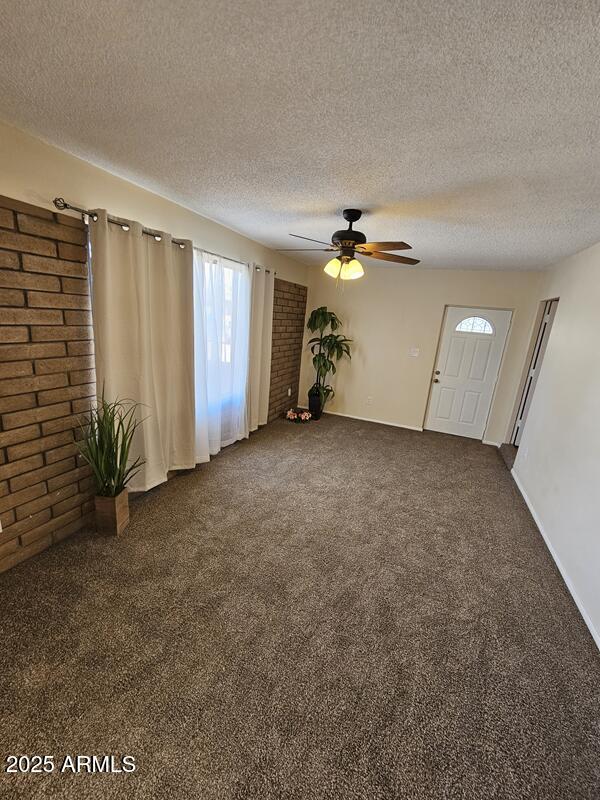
[
  {"x1": 90, "y1": 210, "x2": 195, "y2": 491},
  {"x1": 248, "y1": 266, "x2": 274, "y2": 431},
  {"x1": 193, "y1": 249, "x2": 251, "y2": 461}
]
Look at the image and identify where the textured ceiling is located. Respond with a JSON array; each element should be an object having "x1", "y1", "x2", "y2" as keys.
[{"x1": 1, "y1": 0, "x2": 599, "y2": 270}]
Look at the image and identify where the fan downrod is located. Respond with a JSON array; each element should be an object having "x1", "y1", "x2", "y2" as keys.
[
  {"x1": 333, "y1": 209, "x2": 366, "y2": 249},
  {"x1": 342, "y1": 208, "x2": 362, "y2": 226}
]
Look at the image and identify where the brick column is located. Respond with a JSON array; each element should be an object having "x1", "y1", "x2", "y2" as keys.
[
  {"x1": 0, "y1": 195, "x2": 95, "y2": 572},
  {"x1": 268, "y1": 279, "x2": 308, "y2": 422}
]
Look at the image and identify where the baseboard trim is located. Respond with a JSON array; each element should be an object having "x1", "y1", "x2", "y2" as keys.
[
  {"x1": 322, "y1": 409, "x2": 423, "y2": 432},
  {"x1": 482, "y1": 439, "x2": 501, "y2": 447},
  {"x1": 511, "y1": 468, "x2": 600, "y2": 651}
]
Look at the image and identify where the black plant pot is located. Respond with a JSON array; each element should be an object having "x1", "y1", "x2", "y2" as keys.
[{"x1": 308, "y1": 392, "x2": 323, "y2": 420}]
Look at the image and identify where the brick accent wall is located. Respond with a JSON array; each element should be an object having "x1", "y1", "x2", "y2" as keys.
[
  {"x1": 0, "y1": 195, "x2": 95, "y2": 573},
  {"x1": 268, "y1": 278, "x2": 308, "y2": 422}
]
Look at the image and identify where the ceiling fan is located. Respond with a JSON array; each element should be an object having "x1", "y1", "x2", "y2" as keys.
[{"x1": 278, "y1": 209, "x2": 419, "y2": 280}]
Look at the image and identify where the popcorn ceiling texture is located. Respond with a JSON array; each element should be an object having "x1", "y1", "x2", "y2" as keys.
[
  {"x1": 1, "y1": 415, "x2": 599, "y2": 798},
  {"x1": 1, "y1": 1, "x2": 599, "y2": 270}
]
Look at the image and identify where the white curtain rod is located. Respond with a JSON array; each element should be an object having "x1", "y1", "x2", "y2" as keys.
[{"x1": 53, "y1": 197, "x2": 275, "y2": 273}]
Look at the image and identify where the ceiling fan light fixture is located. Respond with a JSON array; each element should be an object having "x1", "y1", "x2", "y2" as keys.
[
  {"x1": 324, "y1": 256, "x2": 364, "y2": 280},
  {"x1": 303, "y1": 210, "x2": 417, "y2": 282},
  {"x1": 340, "y1": 258, "x2": 364, "y2": 280},
  {"x1": 324, "y1": 257, "x2": 342, "y2": 278}
]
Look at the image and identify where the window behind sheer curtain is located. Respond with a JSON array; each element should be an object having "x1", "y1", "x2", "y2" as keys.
[{"x1": 193, "y1": 250, "x2": 251, "y2": 461}]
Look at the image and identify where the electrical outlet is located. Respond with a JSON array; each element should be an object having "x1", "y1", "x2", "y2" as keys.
[
  {"x1": 366, "y1": 396, "x2": 373, "y2": 405},
  {"x1": 287, "y1": 387, "x2": 292, "y2": 397}
]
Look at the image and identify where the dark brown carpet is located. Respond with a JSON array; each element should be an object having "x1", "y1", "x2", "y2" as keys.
[{"x1": 1, "y1": 415, "x2": 599, "y2": 799}]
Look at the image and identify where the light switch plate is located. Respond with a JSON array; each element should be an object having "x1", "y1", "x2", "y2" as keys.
[{"x1": 408, "y1": 347, "x2": 420, "y2": 358}]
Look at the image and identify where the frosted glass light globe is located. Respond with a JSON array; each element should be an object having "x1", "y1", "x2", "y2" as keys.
[
  {"x1": 340, "y1": 258, "x2": 364, "y2": 280},
  {"x1": 324, "y1": 257, "x2": 342, "y2": 278}
]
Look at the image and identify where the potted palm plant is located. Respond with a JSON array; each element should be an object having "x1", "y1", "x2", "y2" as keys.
[
  {"x1": 77, "y1": 392, "x2": 144, "y2": 536},
  {"x1": 306, "y1": 306, "x2": 352, "y2": 419}
]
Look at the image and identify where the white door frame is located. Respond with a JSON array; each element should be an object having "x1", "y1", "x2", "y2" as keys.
[
  {"x1": 511, "y1": 298, "x2": 558, "y2": 445},
  {"x1": 424, "y1": 305, "x2": 513, "y2": 441}
]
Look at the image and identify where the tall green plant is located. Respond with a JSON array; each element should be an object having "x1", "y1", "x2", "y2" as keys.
[
  {"x1": 77, "y1": 392, "x2": 145, "y2": 497},
  {"x1": 307, "y1": 306, "x2": 352, "y2": 406}
]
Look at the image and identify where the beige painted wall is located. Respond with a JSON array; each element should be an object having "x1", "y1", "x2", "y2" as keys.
[
  {"x1": 300, "y1": 265, "x2": 543, "y2": 444},
  {"x1": 513, "y1": 242, "x2": 600, "y2": 648},
  {"x1": 0, "y1": 121, "x2": 308, "y2": 286}
]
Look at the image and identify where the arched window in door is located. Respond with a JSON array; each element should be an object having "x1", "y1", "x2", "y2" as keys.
[{"x1": 455, "y1": 316, "x2": 494, "y2": 334}]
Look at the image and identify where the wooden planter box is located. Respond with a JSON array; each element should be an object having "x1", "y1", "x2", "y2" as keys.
[{"x1": 94, "y1": 490, "x2": 129, "y2": 536}]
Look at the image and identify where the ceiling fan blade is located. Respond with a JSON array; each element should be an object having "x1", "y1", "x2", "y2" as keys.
[
  {"x1": 357, "y1": 241, "x2": 412, "y2": 251},
  {"x1": 277, "y1": 247, "x2": 336, "y2": 251},
  {"x1": 289, "y1": 233, "x2": 333, "y2": 246},
  {"x1": 362, "y1": 251, "x2": 420, "y2": 266}
]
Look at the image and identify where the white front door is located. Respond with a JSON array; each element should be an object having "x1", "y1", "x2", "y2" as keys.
[{"x1": 425, "y1": 306, "x2": 512, "y2": 439}]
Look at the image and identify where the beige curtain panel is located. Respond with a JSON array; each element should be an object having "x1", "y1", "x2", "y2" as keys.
[
  {"x1": 89, "y1": 211, "x2": 195, "y2": 491},
  {"x1": 248, "y1": 266, "x2": 274, "y2": 431}
]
